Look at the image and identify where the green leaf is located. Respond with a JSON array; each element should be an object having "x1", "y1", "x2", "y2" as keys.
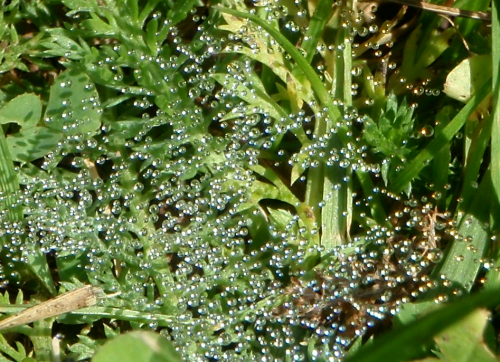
[
  {"x1": 29, "y1": 317, "x2": 54, "y2": 362},
  {"x1": 44, "y1": 28, "x2": 86, "y2": 59},
  {"x1": 44, "y1": 67, "x2": 102, "y2": 136},
  {"x1": 61, "y1": 0, "x2": 96, "y2": 13},
  {"x1": 167, "y1": 0, "x2": 201, "y2": 25},
  {"x1": 389, "y1": 80, "x2": 491, "y2": 194},
  {"x1": 91, "y1": 331, "x2": 184, "y2": 362},
  {"x1": 223, "y1": 179, "x2": 279, "y2": 213},
  {"x1": 81, "y1": 18, "x2": 116, "y2": 36},
  {"x1": 0, "y1": 94, "x2": 61, "y2": 162},
  {"x1": 145, "y1": 18, "x2": 159, "y2": 54},
  {"x1": 433, "y1": 309, "x2": 498, "y2": 362},
  {"x1": 363, "y1": 94, "x2": 415, "y2": 159},
  {"x1": 217, "y1": 11, "x2": 315, "y2": 113},
  {"x1": 211, "y1": 71, "x2": 307, "y2": 145},
  {"x1": 345, "y1": 288, "x2": 500, "y2": 362},
  {"x1": 430, "y1": 169, "x2": 491, "y2": 294},
  {"x1": 0, "y1": 94, "x2": 41, "y2": 128},
  {"x1": 414, "y1": 28, "x2": 455, "y2": 71},
  {"x1": 444, "y1": 54, "x2": 492, "y2": 103},
  {"x1": 0, "y1": 334, "x2": 28, "y2": 361},
  {"x1": 7, "y1": 127, "x2": 61, "y2": 163}
]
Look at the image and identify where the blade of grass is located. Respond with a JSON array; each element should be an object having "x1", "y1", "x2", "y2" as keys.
[
  {"x1": 432, "y1": 107, "x2": 452, "y2": 210},
  {"x1": 321, "y1": 0, "x2": 354, "y2": 248},
  {"x1": 0, "y1": 126, "x2": 22, "y2": 223},
  {"x1": 389, "y1": 79, "x2": 491, "y2": 194},
  {"x1": 454, "y1": 114, "x2": 491, "y2": 217},
  {"x1": 344, "y1": 287, "x2": 500, "y2": 362},
  {"x1": 430, "y1": 169, "x2": 491, "y2": 293},
  {"x1": 484, "y1": 0, "x2": 500, "y2": 291},
  {"x1": 0, "y1": 126, "x2": 56, "y2": 295}
]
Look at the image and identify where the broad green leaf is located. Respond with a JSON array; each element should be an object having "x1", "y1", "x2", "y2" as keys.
[
  {"x1": 430, "y1": 170, "x2": 491, "y2": 293},
  {"x1": 44, "y1": 28, "x2": 86, "y2": 59},
  {"x1": 486, "y1": 0, "x2": 500, "y2": 292},
  {"x1": 145, "y1": 18, "x2": 159, "y2": 54},
  {"x1": 30, "y1": 317, "x2": 54, "y2": 362},
  {"x1": 345, "y1": 288, "x2": 500, "y2": 362},
  {"x1": 444, "y1": 54, "x2": 492, "y2": 103},
  {"x1": 414, "y1": 28, "x2": 455, "y2": 70},
  {"x1": 0, "y1": 94, "x2": 62, "y2": 162},
  {"x1": 0, "y1": 94, "x2": 41, "y2": 128},
  {"x1": 7, "y1": 127, "x2": 61, "y2": 163},
  {"x1": 92, "y1": 331, "x2": 183, "y2": 362},
  {"x1": 44, "y1": 67, "x2": 102, "y2": 136},
  {"x1": 290, "y1": 150, "x2": 312, "y2": 185},
  {"x1": 433, "y1": 309, "x2": 498, "y2": 362}
]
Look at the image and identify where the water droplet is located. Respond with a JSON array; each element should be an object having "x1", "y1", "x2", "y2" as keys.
[{"x1": 420, "y1": 125, "x2": 434, "y2": 137}]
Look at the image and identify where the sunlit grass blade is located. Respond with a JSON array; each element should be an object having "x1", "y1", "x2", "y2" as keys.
[
  {"x1": 484, "y1": 0, "x2": 500, "y2": 291},
  {"x1": 389, "y1": 80, "x2": 491, "y2": 194},
  {"x1": 455, "y1": 115, "x2": 491, "y2": 217},
  {"x1": 345, "y1": 287, "x2": 500, "y2": 362},
  {"x1": 320, "y1": 0, "x2": 354, "y2": 248},
  {"x1": 430, "y1": 170, "x2": 491, "y2": 293}
]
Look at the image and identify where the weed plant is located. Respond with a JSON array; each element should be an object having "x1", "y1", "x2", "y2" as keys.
[{"x1": 0, "y1": 0, "x2": 498, "y2": 361}]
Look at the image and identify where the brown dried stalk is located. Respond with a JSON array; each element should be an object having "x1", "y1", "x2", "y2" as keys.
[{"x1": 360, "y1": 0, "x2": 491, "y2": 21}]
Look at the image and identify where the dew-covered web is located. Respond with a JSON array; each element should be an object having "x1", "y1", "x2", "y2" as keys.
[{"x1": 0, "y1": 1, "x2": 474, "y2": 361}]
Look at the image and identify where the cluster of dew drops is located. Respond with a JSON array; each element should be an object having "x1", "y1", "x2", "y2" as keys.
[{"x1": 0, "y1": 2, "x2": 477, "y2": 361}]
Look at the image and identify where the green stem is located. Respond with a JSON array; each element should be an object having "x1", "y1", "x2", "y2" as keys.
[{"x1": 301, "y1": 0, "x2": 335, "y2": 63}]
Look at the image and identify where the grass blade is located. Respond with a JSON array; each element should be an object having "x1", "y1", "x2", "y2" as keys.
[
  {"x1": 431, "y1": 170, "x2": 491, "y2": 293},
  {"x1": 0, "y1": 126, "x2": 22, "y2": 223},
  {"x1": 0, "y1": 126, "x2": 56, "y2": 295},
  {"x1": 484, "y1": 0, "x2": 500, "y2": 290},
  {"x1": 345, "y1": 287, "x2": 500, "y2": 362}
]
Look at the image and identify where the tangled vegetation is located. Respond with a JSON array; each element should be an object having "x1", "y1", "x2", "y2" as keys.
[{"x1": 0, "y1": 0, "x2": 498, "y2": 361}]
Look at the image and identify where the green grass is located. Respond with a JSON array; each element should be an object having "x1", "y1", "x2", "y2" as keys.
[{"x1": 0, "y1": 0, "x2": 497, "y2": 361}]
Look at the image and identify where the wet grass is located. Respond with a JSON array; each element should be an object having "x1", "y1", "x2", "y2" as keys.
[{"x1": 0, "y1": 0, "x2": 498, "y2": 361}]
